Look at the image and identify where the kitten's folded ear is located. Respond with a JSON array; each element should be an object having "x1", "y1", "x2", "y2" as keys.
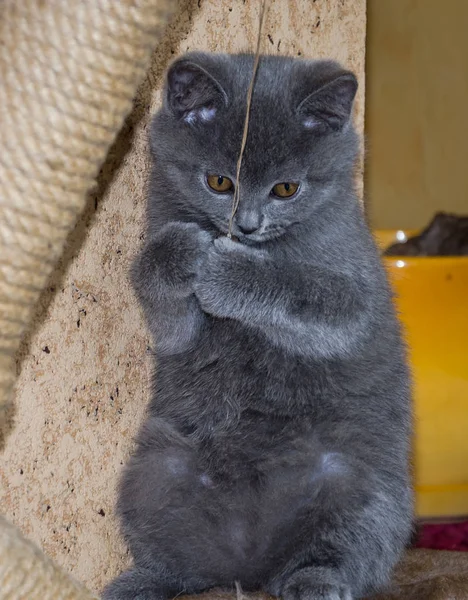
[
  {"x1": 166, "y1": 56, "x2": 228, "y2": 124},
  {"x1": 296, "y1": 67, "x2": 358, "y2": 133}
]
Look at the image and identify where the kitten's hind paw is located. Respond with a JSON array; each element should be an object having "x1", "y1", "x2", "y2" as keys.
[
  {"x1": 101, "y1": 568, "x2": 171, "y2": 600},
  {"x1": 284, "y1": 582, "x2": 351, "y2": 600},
  {"x1": 282, "y1": 568, "x2": 352, "y2": 600}
]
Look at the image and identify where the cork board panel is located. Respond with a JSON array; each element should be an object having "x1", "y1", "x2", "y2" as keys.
[{"x1": 0, "y1": 0, "x2": 366, "y2": 594}]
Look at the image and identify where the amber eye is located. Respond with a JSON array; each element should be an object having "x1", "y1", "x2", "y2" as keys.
[
  {"x1": 207, "y1": 175, "x2": 234, "y2": 193},
  {"x1": 272, "y1": 182, "x2": 299, "y2": 199}
]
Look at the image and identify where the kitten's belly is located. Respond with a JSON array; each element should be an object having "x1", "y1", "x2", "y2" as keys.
[
  {"x1": 132, "y1": 325, "x2": 358, "y2": 583},
  {"x1": 123, "y1": 427, "x2": 351, "y2": 587}
]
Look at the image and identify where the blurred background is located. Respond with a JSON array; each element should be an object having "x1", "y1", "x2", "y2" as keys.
[
  {"x1": 366, "y1": 0, "x2": 468, "y2": 230},
  {"x1": 366, "y1": 0, "x2": 468, "y2": 551}
]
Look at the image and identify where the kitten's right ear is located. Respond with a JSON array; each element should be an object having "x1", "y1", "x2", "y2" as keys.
[
  {"x1": 166, "y1": 58, "x2": 228, "y2": 125},
  {"x1": 296, "y1": 69, "x2": 358, "y2": 134}
]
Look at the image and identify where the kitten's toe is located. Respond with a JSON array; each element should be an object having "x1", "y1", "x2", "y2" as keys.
[{"x1": 213, "y1": 236, "x2": 241, "y2": 252}]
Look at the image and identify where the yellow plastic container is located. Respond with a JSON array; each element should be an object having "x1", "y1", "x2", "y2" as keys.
[{"x1": 375, "y1": 230, "x2": 468, "y2": 519}]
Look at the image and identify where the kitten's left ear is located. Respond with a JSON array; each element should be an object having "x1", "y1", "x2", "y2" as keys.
[
  {"x1": 296, "y1": 71, "x2": 358, "y2": 133},
  {"x1": 166, "y1": 57, "x2": 228, "y2": 124}
]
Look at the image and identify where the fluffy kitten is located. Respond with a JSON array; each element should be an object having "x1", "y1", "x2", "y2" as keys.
[{"x1": 103, "y1": 53, "x2": 413, "y2": 600}]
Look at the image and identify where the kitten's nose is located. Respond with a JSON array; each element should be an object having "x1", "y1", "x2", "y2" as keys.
[{"x1": 236, "y1": 211, "x2": 261, "y2": 235}]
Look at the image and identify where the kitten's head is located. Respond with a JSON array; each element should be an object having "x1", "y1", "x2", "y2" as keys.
[{"x1": 150, "y1": 52, "x2": 359, "y2": 242}]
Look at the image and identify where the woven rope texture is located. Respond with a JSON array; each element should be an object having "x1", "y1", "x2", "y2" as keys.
[{"x1": 0, "y1": 0, "x2": 174, "y2": 597}]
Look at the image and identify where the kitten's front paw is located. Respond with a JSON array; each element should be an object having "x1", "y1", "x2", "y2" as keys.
[
  {"x1": 160, "y1": 222, "x2": 213, "y2": 274},
  {"x1": 194, "y1": 236, "x2": 266, "y2": 317},
  {"x1": 132, "y1": 222, "x2": 212, "y2": 300},
  {"x1": 193, "y1": 243, "x2": 227, "y2": 317},
  {"x1": 282, "y1": 569, "x2": 352, "y2": 600}
]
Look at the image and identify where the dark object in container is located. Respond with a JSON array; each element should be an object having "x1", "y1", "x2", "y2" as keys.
[{"x1": 384, "y1": 212, "x2": 468, "y2": 257}]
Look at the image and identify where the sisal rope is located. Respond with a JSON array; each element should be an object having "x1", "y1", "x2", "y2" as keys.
[
  {"x1": 0, "y1": 0, "x2": 175, "y2": 597},
  {"x1": 0, "y1": 515, "x2": 98, "y2": 600}
]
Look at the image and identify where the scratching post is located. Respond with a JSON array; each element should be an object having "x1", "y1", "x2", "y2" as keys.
[{"x1": 0, "y1": 0, "x2": 174, "y2": 597}]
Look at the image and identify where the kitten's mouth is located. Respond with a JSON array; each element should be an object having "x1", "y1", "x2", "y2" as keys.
[
  {"x1": 210, "y1": 218, "x2": 287, "y2": 244},
  {"x1": 222, "y1": 229, "x2": 277, "y2": 245}
]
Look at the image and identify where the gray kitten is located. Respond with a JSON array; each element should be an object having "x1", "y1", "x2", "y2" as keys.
[{"x1": 103, "y1": 53, "x2": 413, "y2": 600}]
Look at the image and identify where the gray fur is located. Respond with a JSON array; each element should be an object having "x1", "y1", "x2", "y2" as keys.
[{"x1": 102, "y1": 53, "x2": 413, "y2": 600}]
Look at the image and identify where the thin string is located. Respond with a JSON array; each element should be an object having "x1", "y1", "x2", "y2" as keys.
[
  {"x1": 235, "y1": 580, "x2": 247, "y2": 600},
  {"x1": 227, "y1": 0, "x2": 269, "y2": 238}
]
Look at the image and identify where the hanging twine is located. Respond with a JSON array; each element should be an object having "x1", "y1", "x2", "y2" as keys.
[{"x1": 227, "y1": 0, "x2": 270, "y2": 238}]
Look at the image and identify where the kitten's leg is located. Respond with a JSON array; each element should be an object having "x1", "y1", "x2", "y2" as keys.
[
  {"x1": 102, "y1": 565, "x2": 214, "y2": 600},
  {"x1": 194, "y1": 237, "x2": 370, "y2": 360},
  {"x1": 266, "y1": 478, "x2": 412, "y2": 600},
  {"x1": 132, "y1": 222, "x2": 211, "y2": 355}
]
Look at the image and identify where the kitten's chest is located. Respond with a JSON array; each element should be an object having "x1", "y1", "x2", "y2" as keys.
[{"x1": 154, "y1": 322, "x2": 338, "y2": 419}]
